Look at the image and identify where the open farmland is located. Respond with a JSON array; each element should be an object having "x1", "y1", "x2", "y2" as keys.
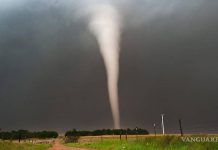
[
  {"x1": 66, "y1": 135, "x2": 218, "y2": 150},
  {"x1": 0, "y1": 140, "x2": 51, "y2": 150}
]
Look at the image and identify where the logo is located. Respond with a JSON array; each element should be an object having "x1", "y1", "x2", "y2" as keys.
[{"x1": 181, "y1": 137, "x2": 218, "y2": 142}]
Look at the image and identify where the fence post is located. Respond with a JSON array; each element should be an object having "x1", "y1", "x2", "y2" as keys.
[
  {"x1": 179, "y1": 119, "x2": 183, "y2": 136},
  {"x1": 125, "y1": 129, "x2": 127, "y2": 141},
  {"x1": 120, "y1": 130, "x2": 121, "y2": 140}
]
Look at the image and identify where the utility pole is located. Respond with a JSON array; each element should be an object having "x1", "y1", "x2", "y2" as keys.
[
  {"x1": 161, "y1": 114, "x2": 165, "y2": 135},
  {"x1": 179, "y1": 119, "x2": 183, "y2": 136},
  {"x1": 153, "y1": 123, "x2": 156, "y2": 136}
]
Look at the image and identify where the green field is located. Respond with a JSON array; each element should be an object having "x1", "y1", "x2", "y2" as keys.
[
  {"x1": 0, "y1": 141, "x2": 51, "y2": 150},
  {"x1": 66, "y1": 136, "x2": 218, "y2": 150}
]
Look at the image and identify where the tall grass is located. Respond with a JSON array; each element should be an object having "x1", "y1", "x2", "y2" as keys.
[
  {"x1": 66, "y1": 136, "x2": 218, "y2": 150},
  {"x1": 0, "y1": 141, "x2": 51, "y2": 150}
]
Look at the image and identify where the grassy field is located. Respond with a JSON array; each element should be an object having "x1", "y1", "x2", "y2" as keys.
[
  {"x1": 66, "y1": 135, "x2": 218, "y2": 150},
  {"x1": 0, "y1": 141, "x2": 51, "y2": 150}
]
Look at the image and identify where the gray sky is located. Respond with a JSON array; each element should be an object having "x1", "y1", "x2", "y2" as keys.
[{"x1": 0, "y1": 0, "x2": 218, "y2": 133}]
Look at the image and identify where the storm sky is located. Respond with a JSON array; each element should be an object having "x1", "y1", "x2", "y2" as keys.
[{"x1": 0, "y1": 0, "x2": 218, "y2": 133}]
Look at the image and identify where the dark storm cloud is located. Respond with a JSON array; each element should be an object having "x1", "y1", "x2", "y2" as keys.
[{"x1": 0, "y1": 0, "x2": 218, "y2": 133}]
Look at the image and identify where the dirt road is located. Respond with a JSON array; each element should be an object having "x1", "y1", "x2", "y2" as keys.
[{"x1": 48, "y1": 140, "x2": 89, "y2": 150}]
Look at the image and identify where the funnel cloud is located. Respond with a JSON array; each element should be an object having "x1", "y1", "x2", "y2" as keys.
[{"x1": 88, "y1": 3, "x2": 122, "y2": 129}]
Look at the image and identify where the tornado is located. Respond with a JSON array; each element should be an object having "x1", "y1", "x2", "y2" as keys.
[{"x1": 88, "y1": 4, "x2": 121, "y2": 129}]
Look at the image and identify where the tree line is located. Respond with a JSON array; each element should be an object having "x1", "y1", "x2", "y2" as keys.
[
  {"x1": 0, "y1": 130, "x2": 58, "y2": 140},
  {"x1": 65, "y1": 128, "x2": 149, "y2": 137}
]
